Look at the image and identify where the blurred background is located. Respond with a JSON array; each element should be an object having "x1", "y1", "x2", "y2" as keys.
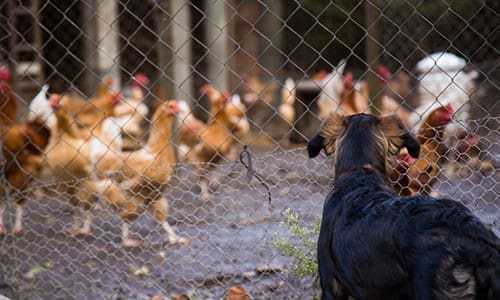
[{"x1": 0, "y1": 0, "x2": 498, "y2": 299}]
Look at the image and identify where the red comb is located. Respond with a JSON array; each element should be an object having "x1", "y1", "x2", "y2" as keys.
[
  {"x1": 199, "y1": 84, "x2": 210, "y2": 94},
  {"x1": 110, "y1": 92, "x2": 122, "y2": 105},
  {"x1": 0, "y1": 68, "x2": 10, "y2": 81},
  {"x1": 48, "y1": 94, "x2": 60, "y2": 109},
  {"x1": 343, "y1": 73, "x2": 354, "y2": 84},
  {"x1": 444, "y1": 103, "x2": 454, "y2": 113},
  {"x1": 222, "y1": 91, "x2": 231, "y2": 101},
  {"x1": 377, "y1": 65, "x2": 391, "y2": 86},
  {"x1": 166, "y1": 100, "x2": 180, "y2": 113},
  {"x1": 133, "y1": 73, "x2": 149, "y2": 87}
]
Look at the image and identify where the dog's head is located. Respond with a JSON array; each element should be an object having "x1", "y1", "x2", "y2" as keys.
[{"x1": 308, "y1": 113, "x2": 420, "y2": 177}]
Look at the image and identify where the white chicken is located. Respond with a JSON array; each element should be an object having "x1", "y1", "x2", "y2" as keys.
[
  {"x1": 27, "y1": 84, "x2": 55, "y2": 129},
  {"x1": 408, "y1": 52, "x2": 478, "y2": 143},
  {"x1": 316, "y1": 59, "x2": 347, "y2": 120},
  {"x1": 278, "y1": 78, "x2": 296, "y2": 124}
]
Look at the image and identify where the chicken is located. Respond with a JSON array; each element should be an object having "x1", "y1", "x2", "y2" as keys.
[
  {"x1": 187, "y1": 85, "x2": 238, "y2": 198},
  {"x1": 93, "y1": 101, "x2": 186, "y2": 247},
  {"x1": 27, "y1": 84, "x2": 53, "y2": 128},
  {"x1": 375, "y1": 65, "x2": 411, "y2": 125},
  {"x1": 408, "y1": 52, "x2": 478, "y2": 145},
  {"x1": 1, "y1": 118, "x2": 51, "y2": 234},
  {"x1": 381, "y1": 67, "x2": 412, "y2": 106},
  {"x1": 391, "y1": 104, "x2": 453, "y2": 196},
  {"x1": 278, "y1": 78, "x2": 296, "y2": 124},
  {"x1": 0, "y1": 71, "x2": 17, "y2": 127},
  {"x1": 224, "y1": 94, "x2": 249, "y2": 160},
  {"x1": 1, "y1": 80, "x2": 51, "y2": 234},
  {"x1": 311, "y1": 70, "x2": 329, "y2": 82},
  {"x1": 114, "y1": 73, "x2": 150, "y2": 150},
  {"x1": 176, "y1": 100, "x2": 207, "y2": 159},
  {"x1": 338, "y1": 66, "x2": 411, "y2": 124},
  {"x1": 316, "y1": 59, "x2": 347, "y2": 120},
  {"x1": 43, "y1": 94, "x2": 121, "y2": 235},
  {"x1": 241, "y1": 73, "x2": 277, "y2": 128},
  {"x1": 57, "y1": 81, "x2": 122, "y2": 130},
  {"x1": 337, "y1": 72, "x2": 370, "y2": 115}
]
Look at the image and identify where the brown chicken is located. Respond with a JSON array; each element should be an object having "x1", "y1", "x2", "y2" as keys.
[
  {"x1": 337, "y1": 72, "x2": 370, "y2": 115},
  {"x1": 1, "y1": 78, "x2": 51, "y2": 234},
  {"x1": 223, "y1": 94, "x2": 249, "y2": 160},
  {"x1": 44, "y1": 95, "x2": 109, "y2": 235},
  {"x1": 376, "y1": 65, "x2": 411, "y2": 124},
  {"x1": 186, "y1": 85, "x2": 238, "y2": 198},
  {"x1": 391, "y1": 104, "x2": 453, "y2": 196},
  {"x1": 58, "y1": 82, "x2": 121, "y2": 130},
  {"x1": 0, "y1": 72, "x2": 17, "y2": 126},
  {"x1": 176, "y1": 90, "x2": 248, "y2": 162},
  {"x1": 94, "y1": 101, "x2": 187, "y2": 247},
  {"x1": 241, "y1": 73, "x2": 277, "y2": 128},
  {"x1": 114, "y1": 73, "x2": 150, "y2": 150},
  {"x1": 1, "y1": 118, "x2": 51, "y2": 235}
]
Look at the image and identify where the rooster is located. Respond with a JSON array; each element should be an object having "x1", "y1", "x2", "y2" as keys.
[
  {"x1": 94, "y1": 101, "x2": 187, "y2": 247},
  {"x1": 391, "y1": 104, "x2": 454, "y2": 196},
  {"x1": 1, "y1": 79, "x2": 51, "y2": 234}
]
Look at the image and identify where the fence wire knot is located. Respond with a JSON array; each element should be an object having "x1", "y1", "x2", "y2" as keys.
[{"x1": 239, "y1": 145, "x2": 272, "y2": 204}]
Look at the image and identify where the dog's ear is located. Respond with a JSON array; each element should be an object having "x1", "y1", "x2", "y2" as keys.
[
  {"x1": 307, "y1": 134, "x2": 324, "y2": 158},
  {"x1": 402, "y1": 132, "x2": 420, "y2": 158},
  {"x1": 308, "y1": 113, "x2": 345, "y2": 158},
  {"x1": 320, "y1": 113, "x2": 345, "y2": 156},
  {"x1": 380, "y1": 114, "x2": 420, "y2": 158}
]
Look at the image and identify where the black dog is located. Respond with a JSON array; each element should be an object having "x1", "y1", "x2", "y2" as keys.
[{"x1": 308, "y1": 113, "x2": 499, "y2": 300}]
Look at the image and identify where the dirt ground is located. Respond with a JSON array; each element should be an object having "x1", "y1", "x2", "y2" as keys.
[
  {"x1": 1, "y1": 67, "x2": 499, "y2": 298},
  {"x1": 0, "y1": 134, "x2": 498, "y2": 299}
]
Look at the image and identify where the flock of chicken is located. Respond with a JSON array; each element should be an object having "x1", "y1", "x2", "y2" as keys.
[
  {"x1": 314, "y1": 52, "x2": 480, "y2": 198},
  {"x1": 0, "y1": 51, "x2": 481, "y2": 248},
  {"x1": 1, "y1": 70, "x2": 253, "y2": 247}
]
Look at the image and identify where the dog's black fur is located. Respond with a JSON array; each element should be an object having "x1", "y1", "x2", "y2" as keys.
[{"x1": 309, "y1": 113, "x2": 499, "y2": 300}]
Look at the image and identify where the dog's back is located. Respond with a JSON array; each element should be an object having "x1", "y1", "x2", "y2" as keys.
[{"x1": 309, "y1": 113, "x2": 499, "y2": 300}]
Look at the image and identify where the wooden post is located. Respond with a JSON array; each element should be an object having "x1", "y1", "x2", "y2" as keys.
[
  {"x1": 94, "y1": 0, "x2": 121, "y2": 91},
  {"x1": 364, "y1": 0, "x2": 382, "y2": 115},
  {"x1": 154, "y1": 0, "x2": 174, "y2": 100},
  {"x1": 82, "y1": 0, "x2": 99, "y2": 96},
  {"x1": 204, "y1": 0, "x2": 229, "y2": 91},
  {"x1": 259, "y1": 0, "x2": 283, "y2": 79},
  {"x1": 169, "y1": 0, "x2": 193, "y2": 102}
]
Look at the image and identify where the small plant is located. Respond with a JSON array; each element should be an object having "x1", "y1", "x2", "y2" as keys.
[{"x1": 272, "y1": 208, "x2": 320, "y2": 278}]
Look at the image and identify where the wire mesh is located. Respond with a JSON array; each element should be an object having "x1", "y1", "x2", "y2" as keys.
[{"x1": 0, "y1": 0, "x2": 499, "y2": 299}]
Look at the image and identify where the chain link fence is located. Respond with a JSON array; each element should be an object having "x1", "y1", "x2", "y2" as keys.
[{"x1": 1, "y1": 0, "x2": 499, "y2": 299}]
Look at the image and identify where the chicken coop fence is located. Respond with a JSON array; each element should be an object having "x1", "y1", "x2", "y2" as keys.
[{"x1": 1, "y1": 0, "x2": 499, "y2": 299}]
